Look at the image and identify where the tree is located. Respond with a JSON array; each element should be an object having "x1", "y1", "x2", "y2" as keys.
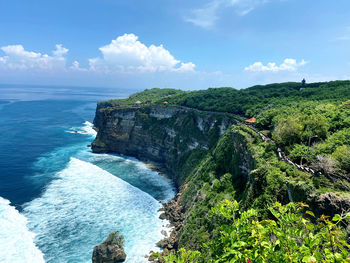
[
  {"x1": 273, "y1": 116, "x2": 303, "y2": 146},
  {"x1": 301, "y1": 114, "x2": 329, "y2": 143},
  {"x1": 332, "y1": 145, "x2": 350, "y2": 173},
  {"x1": 290, "y1": 144, "x2": 309, "y2": 165}
]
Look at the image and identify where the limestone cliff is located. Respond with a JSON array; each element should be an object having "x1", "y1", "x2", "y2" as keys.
[
  {"x1": 92, "y1": 103, "x2": 350, "y2": 256},
  {"x1": 92, "y1": 105, "x2": 238, "y2": 186}
]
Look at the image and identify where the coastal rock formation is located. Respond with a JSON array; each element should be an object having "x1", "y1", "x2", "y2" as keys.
[
  {"x1": 92, "y1": 102, "x2": 350, "y2": 259},
  {"x1": 92, "y1": 105, "x2": 237, "y2": 186},
  {"x1": 92, "y1": 231, "x2": 126, "y2": 263}
]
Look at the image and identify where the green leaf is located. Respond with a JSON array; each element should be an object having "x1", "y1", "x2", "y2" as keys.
[
  {"x1": 306, "y1": 211, "x2": 315, "y2": 217},
  {"x1": 306, "y1": 223, "x2": 314, "y2": 231},
  {"x1": 302, "y1": 255, "x2": 317, "y2": 263},
  {"x1": 332, "y1": 214, "x2": 342, "y2": 222}
]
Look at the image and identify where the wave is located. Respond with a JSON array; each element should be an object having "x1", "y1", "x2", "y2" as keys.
[
  {"x1": 0, "y1": 197, "x2": 45, "y2": 263},
  {"x1": 66, "y1": 121, "x2": 97, "y2": 136},
  {"x1": 87, "y1": 153, "x2": 176, "y2": 202},
  {"x1": 23, "y1": 158, "x2": 171, "y2": 263}
]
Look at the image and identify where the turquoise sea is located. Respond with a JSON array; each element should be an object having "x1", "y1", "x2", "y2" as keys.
[{"x1": 0, "y1": 84, "x2": 175, "y2": 262}]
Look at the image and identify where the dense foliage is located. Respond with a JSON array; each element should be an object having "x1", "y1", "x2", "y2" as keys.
[
  {"x1": 103, "y1": 81, "x2": 350, "y2": 176},
  {"x1": 99, "y1": 81, "x2": 350, "y2": 262},
  {"x1": 257, "y1": 100, "x2": 350, "y2": 175},
  {"x1": 100, "y1": 88, "x2": 185, "y2": 107},
  {"x1": 165, "y1": 201, "x2": 350, "y2": 263},
  {"x1": 165, "y1": 81, "x2": 350, "y2": 116}
]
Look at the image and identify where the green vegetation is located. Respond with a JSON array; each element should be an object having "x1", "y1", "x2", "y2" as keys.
[
  {"x1": 165, "y1": 201, "x2": 350, "y2": 263},
  {"x1": 100, "y1": 88, "x2": 185, "y2": 107},
  {"x1": 97, "y1": 80, "x2": 350, "y2": 262},
  {"x1": 260, "y1": 101, "x2": 350, "y2": 175},
  {"x1": 166, "y1": 81, "x2": 350, "y2": 116},
  {"x1": 105, "y1": 230, "x2": 124, "y2": 247},
  {"x1": 101, "y1": 81, "x2": 350, "y2": 114},
  {"x1": 102, "y1": 81, "x2": 350, "y2": 176}
]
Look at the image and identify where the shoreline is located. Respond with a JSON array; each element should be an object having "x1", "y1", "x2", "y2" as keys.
[
  {"x1": 142, "y1": 161, "x2": 183, "y2": 261},
  {"x1": 149, "y1": 193, "x2": 184, "y2": 262},
  {"x1": 89, "y1": 154, "x2": 181, "y2": 262}
]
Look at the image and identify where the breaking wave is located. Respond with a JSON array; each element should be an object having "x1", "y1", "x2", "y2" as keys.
[{"x1": 0, "y1": 197, "x2": 45, "y2": 263}]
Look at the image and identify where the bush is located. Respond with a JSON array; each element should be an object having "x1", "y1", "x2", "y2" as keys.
[
  {"x1": 332, "y1": 145, "x2": 350, "y2": 173},
  {"x1": 165, "y1": 201, "x2": 350, "y2": 263},
  {"x1": 105, "y1": 230, "x2": 124, "y2": 247}
]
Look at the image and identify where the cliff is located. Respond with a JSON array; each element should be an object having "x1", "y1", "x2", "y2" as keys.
[
  {"x1": 92, "y1": 104, "x2": 238, "y2": 186},
  {"x1": 92, "y1": 86, "x2": 350, "y2": 261}
]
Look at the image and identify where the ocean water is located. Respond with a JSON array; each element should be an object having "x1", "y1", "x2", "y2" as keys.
[{"x1": 0, "y1": 84, "x2": 175, "y2": 263}]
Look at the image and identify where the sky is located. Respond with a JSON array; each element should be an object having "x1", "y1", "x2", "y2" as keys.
[{"x1": 0, "y1": 0, "x2": 349, "y2": 91}]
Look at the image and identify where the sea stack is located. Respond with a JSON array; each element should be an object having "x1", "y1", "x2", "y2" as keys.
[{"x1": 92, "y1": 231, "x2": 126, "y2": 263}]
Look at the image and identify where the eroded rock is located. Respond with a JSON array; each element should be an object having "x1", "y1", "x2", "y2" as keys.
[{"x1": 92, "y1": 231, "x2": 126, "y2": 263}]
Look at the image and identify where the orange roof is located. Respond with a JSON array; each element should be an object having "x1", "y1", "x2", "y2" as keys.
[
  {"x1": 163, "y1": 101, "x2": 168, "y2": 104},
  {"x1": 245, "y1": 117, "x2": 256, "y2": 123}
]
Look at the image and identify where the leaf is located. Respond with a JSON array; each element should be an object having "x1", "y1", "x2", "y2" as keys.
[
  {"x1": 345, "y1": 212, "x2": 350, "y2": 221},
  {"x1": 306, "y1": 211, "x2": 315, "y2": 217},
  {"x1": 306, "y1": 223, "x2": 314, "y2": 231},
  {"x1": 302, "y1": 255, "x2": 317, "y2": 263},
  {"x1": 332, "y1": 214, "x2": 342, "y2": 222},
  {"x1": 314, "y1": 251, "x2": 322, "y2": 261}
]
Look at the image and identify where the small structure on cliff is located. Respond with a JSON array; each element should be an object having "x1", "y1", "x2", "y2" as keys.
[
  {"x1": 245, "y1": 117, "x2": 256, "y2": 124},
  {"x1": 135, "y1": 100, "x2": 142, "y2": 105},
  {"x1": 163, "y1": 101, "x2": 168, "y2": 105},
  {"x1": 92, "y1": 231, "x2": 126, "y2": 263}
]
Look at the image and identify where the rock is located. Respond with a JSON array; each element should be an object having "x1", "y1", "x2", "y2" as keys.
[
  {"x1": 92, "y1": 231, "x2": 126, "y2": 263},
  {"x1": 163, "y1": 248, "x2": 169, "y2": 256},
  {"x1": 159, "y1": 213, "x2": 167, "y2": 220},
  {"x1": 156, "y1": 239, "x2": 167, "y2": 248},
  {"x1": 91, "y1": 105, "x2": 237, "y2": 187},
  {"x1": 314, "y1": 192, "x2": 350, "y2": 216},
  {"x1": 161, "y1": 230, "x2": 168, "y2": 237}
]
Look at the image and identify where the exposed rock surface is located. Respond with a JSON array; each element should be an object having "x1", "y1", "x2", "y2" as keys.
[
  {"x1": 92, "y1": 232, "x2": 126, "y2": 263},
  {"x1": 149, "y1": 193, "x2": 184, "y2": 262},
  {"x1": 92, "y1": 103, "x2": 350, "y2": 260},
  {"x1": 92, "y1": 105, "x2": 237, "y2": 186}
]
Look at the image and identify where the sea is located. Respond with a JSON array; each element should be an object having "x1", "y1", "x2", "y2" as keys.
[{"x1": 0, "y1": 84, "x2": 176, "y2": 263}]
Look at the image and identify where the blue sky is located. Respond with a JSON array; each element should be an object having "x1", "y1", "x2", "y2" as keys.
[{"x1": 0, "y1": 0, "x2": 349, "y2": 90}]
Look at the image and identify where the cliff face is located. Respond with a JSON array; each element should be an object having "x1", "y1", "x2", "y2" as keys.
[
  {"x1": 176, "y1": 127, "x2": 257, "y2": 250},
  {"x1": 92, "y1": 105, "x2": 237, "y2": 186},
  {"x1": 92, "y1": 103, "x2": 350, "y2": 256}
]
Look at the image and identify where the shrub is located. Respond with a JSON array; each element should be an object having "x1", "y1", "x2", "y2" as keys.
[
  {"x1": 165, "y1": 201, "x2": 350, "y2": 263},
  {"x1": 332, "y1": 145, "x2": 350, "y2": 173}
]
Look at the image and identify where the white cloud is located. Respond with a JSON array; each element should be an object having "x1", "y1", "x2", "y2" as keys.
[
  {"x1": 185, "y1": 1, "x2": 221, "y2": 29},
  {"x1": 175, "y1": 62, "x2": 196, "y2": 72},
  {"x1": 0, "y1": 35, "x2": 195, "y2": 75},
  {"x1": 0, "y1": 44, "x2": 68, "y2": 70},
  {"x1": 186, "y1": 0, "x2": 274, "y2": 29},
  {"x1": 53, "y1": 44, "x2": 68, "y2": 57},
  {"x1": 89, "y1": 33, "x2": 195, "y2": 73},
  {"x1": 244, "y1": 58, "x2": 307, "y2": 72},
  {"x1": 70, "y1": 60, "x2": 87, "y2": 71}
]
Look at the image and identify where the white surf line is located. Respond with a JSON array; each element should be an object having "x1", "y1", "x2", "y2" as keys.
[
  {"x1": 0, "y1": 197, "x2": 45, "y2": 263},
  {"x1": 23, "y1": 158, "x2": 172, "y2": 263}
]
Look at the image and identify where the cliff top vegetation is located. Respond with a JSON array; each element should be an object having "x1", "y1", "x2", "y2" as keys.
[
  {"x1": 102, "y1": 80, "x2": 350, "y2": 116},
  {"x1": 96, "y1": 80, "x2": 350, "y2": 262},
  {"x1": 100, "y1": 80, "x2": 350, "y2": 177}
]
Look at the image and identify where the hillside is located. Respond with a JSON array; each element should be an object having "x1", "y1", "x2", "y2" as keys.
[{"x1": 92, "y1": 80, "x2": 350, "y2": 262}]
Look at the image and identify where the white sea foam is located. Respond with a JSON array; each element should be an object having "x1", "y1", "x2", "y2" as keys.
[
  {"x1": 23, "y1": 158, "x2": 171, "y2": 263},
  {"x1": 66, "y1": 121, "x2": 97, "y2": 136},
  {"x1": 86, "y1": 153, "x2": 176, "y2": 202},
  {"x1": 0, "y1": 197, "x2": 45, "y2": 263}
]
